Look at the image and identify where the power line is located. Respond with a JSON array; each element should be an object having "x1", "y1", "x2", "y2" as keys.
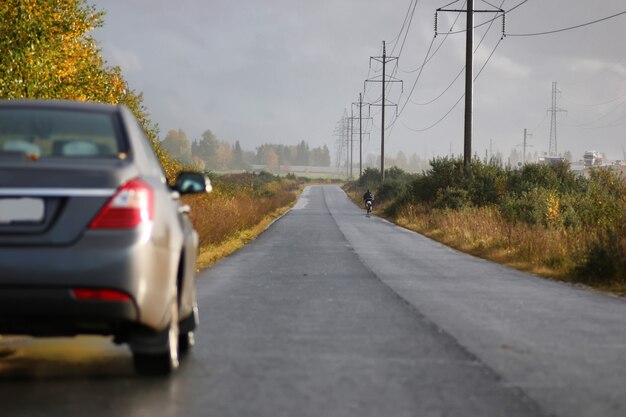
[
  {"x1": 397, "y1": 36, "x2": 436, "y2": 116},
  {"x1": 506, "y1": 10, "x2": 626, "y2": 37},
  {"x1": 393, "y1": 0, "x2": 421, "y2": 59},
  {"x1": 530, "y1": 112, "x2": 548, "y2": 133},
  {"x1": 401, "y1": 95, "x2": 463, "y2": 133},
  {"x1": 400, "y1": 36, "x2": 503, "y2": 133},
  {"x1": 383, "y1": 0, "x2": 419, "y2": 104},
  {"x1": 389, "y1": 0, "x2": 417, "y2": 53},
  {"x1": 446, "y1": 0, "x2": 528, "y2": 35},
  {"x1": 400, "y1": 1, "x2": 466, "y2": 74},
  {"x1": 411, "y1": 67, "x2": 463, "y2": 106},
  {"x1": 561, "y1": 91, "x2": 626, "y2": 107},
  {"x1": 585, "y1": 112, "x2": 626, "y2": 129},
  {"x1": 409, "y1": 0, "x2": 503, "y2": 106},
  {"x1": 388, "y1": 1, "x2": 492, "y2": 141},
  {"x1": 563, "y1": 97, "x2": 626, "y2": 128}
]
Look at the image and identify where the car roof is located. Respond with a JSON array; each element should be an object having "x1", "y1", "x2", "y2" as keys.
[{"x1": 0, "y1": 99, "x2": 121, "y2": 114}]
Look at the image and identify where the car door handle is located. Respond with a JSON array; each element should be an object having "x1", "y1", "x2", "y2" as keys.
[{"x1": 178, "y1": 205, "x2": 190, "y2": 214}]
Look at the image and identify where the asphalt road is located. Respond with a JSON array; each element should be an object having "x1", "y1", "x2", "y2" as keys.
[{"x1": 1, "y1": 184, "x2": 625, "y2": 417}]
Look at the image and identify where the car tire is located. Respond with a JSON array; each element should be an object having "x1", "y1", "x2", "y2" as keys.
[
  {"x1": 179, "y1": 331, "x2": 195, "y2": 354},
  {"x1": 133, "y1": 298, "x2": 180, "y2": 376},
  {"x1": 179, "y1": 301, "x2": 198, "y2": 354}
]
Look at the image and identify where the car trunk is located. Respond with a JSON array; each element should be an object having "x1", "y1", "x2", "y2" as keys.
[{"x1": 0, "y1": 159, "x2": 138, "y2": 246}]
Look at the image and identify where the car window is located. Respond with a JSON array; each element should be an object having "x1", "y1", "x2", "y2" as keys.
[
  {"x1": 121, "y1": 107, "x2": 167, "y2": 180},
  {"x1": 0, "y1": 108, "x2": 121, "y2": 160}
]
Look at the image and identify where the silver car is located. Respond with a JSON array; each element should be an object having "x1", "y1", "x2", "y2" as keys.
[{"x1": 0, "y1": 100, "x2": 210, "y2": 375}]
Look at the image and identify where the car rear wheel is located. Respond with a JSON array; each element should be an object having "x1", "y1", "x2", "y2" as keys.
[
  {"x1": 179, "y1": 296, "x2": 199, "y2": 354},
  {"x1": 133, "y1": 298, "x2": 180, "y2": 376},
  {"x1": 179, "y1": 331, "x2": 195, "y2": 353}
]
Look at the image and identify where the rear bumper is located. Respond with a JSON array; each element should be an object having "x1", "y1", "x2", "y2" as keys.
[
  {"x1": 0, "y1": 228, "x2": 177, "y2": 335},
  {"x1": 0, "y1": 287, "x2": 138, "y2": 336}
]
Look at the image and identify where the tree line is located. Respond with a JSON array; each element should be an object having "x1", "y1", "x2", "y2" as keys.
[{"x1": 161, "y1": 128, "x2": 331, "y2": 172}]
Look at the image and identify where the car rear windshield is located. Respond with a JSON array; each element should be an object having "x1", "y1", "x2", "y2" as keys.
[{"x1": 0, "y1": 108, "x2": 121, "y2": 160}]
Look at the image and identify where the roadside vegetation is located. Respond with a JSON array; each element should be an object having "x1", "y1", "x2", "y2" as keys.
[{"x1": 345, "y1": 158, "x2": 626, "y2": 293}]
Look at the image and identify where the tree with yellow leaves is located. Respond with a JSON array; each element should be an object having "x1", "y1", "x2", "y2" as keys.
[{"x1": 0, "y1": 0, "x2": 168, "y2": 167}]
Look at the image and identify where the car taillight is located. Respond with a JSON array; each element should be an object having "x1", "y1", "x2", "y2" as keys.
[
  {"x1": 90, "y1": 178, "x2": 154, "y2": 229},
  {"x1": 72, "y1": 288, "x2": 132, "y2": 302}
]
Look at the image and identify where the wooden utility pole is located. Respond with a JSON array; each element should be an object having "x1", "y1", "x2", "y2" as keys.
[
  {"x1": 359, "y1": 93, "x2": 363, "y2": 178},
  {"x1": 365, "y1": 41, "x2": 401, "y2": 182},
  {"x1": 518, "y1": 128, "x2": 533, "y2": 165},
  {"x1": 351, "y1": 93, "x2": 373, "y2": 179},
  {"x1": 435, "y1": 1, "x2": 503, "y2": 174},
  {"x1": 464, "y1": 0, "x2": 474, "y2": 173},
  {"x1": 349, "y1": 107, "x2": 354, "y2": 179}
]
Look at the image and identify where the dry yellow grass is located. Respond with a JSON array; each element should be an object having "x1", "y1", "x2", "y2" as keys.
[
  {"x1": 394, "y1": 203, "x2": 590, "y2": 280},
  {"x1": 184, "y1": 189, "x2": 295, "y2": 248},
  {"x1": 194, "y1": 204, "x2": 293, "y2": 270}
]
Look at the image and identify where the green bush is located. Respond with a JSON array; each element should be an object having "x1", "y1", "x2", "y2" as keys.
[
  {"x1": 499, "y1": 188, "x2": 554, "y2": 226},
  {"x1": 402, "y1": 157, "x2": 464, "y2": 204},
  {"x1": 434, "y1": 187, "x2": 470, "y2": 210},
  {"x1": 568, "y1": 169, "x2": 626, "y2": 229},
  {"x1": 575, "y1": 225, "x2": 626, "y2": 284},
  {"x1": 385, "y1": 166, "x2": 414, "y2": 182},
  {"x1": 376, "y1": 178, "x2": 406, "y2": 203},
  {"x1": 467, "y1": 160, "x2": 508, "y2": 206},
  {"x1": 405, "y1": 174, "x2": 437, "y2": 203},
  {"x1": 358, "y1": 167, "x2": 381, "y2": 191}
]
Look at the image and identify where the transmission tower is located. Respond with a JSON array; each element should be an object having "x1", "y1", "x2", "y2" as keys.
[
  {"x1": 332, "y1": 111, "x2": 349, "y2": 178},
  {"x1": 547, "y1": 82, "x2": 567, "y2": 156}
]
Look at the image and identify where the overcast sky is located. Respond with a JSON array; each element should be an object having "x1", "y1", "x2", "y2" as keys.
[{"x1": 92, "y1": 0, "x2": 626, "y2": 163}]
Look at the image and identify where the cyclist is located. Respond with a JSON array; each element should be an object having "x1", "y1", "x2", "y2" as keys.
[{"x1": 363, "y1": 190, "x2": 374, "y2": 213}]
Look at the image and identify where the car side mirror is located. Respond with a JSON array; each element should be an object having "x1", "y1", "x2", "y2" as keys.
[{"x1": 173, "y1": 172, "x2": 213, "y2": 195}]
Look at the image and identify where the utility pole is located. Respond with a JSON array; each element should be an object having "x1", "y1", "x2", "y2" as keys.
[
  {"x1": 515, "y1": 128, "x2": 533, "y2": 166},
  {"x1": 548, "y1": 82, "x2": 566, "y2": 156},
  {"x1": 435, "y1": 1, "x2": 504, "y2": 174},
  {"x1": 344, "y1": 112, "x2": 349, "y2": 178},
  {"x1": 523, "y1": 129, "x2": 527, "y2": 163},
  {"x1": 522, "y1": 128, "x2": 532, "y2": 164},
  {"x1": 359, "y1": 93, "x2": 363, "y2": 178},
  {"x1": 464, "y1": 0, "x2": 474, "y2": 173},
  {"x1": 365, "y1": 41, "x2": 401, "y2": 182},
  {"x1": 349, "y1": 107, "x2": 354, "y2": 179},
  {"x1": 351, "y1": 93, "x2": 373, "y2": 179}
]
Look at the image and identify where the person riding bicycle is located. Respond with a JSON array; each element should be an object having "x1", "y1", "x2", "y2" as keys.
[{"x1": 363, "y1": 190, "x2": 374, "y2": 210}]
